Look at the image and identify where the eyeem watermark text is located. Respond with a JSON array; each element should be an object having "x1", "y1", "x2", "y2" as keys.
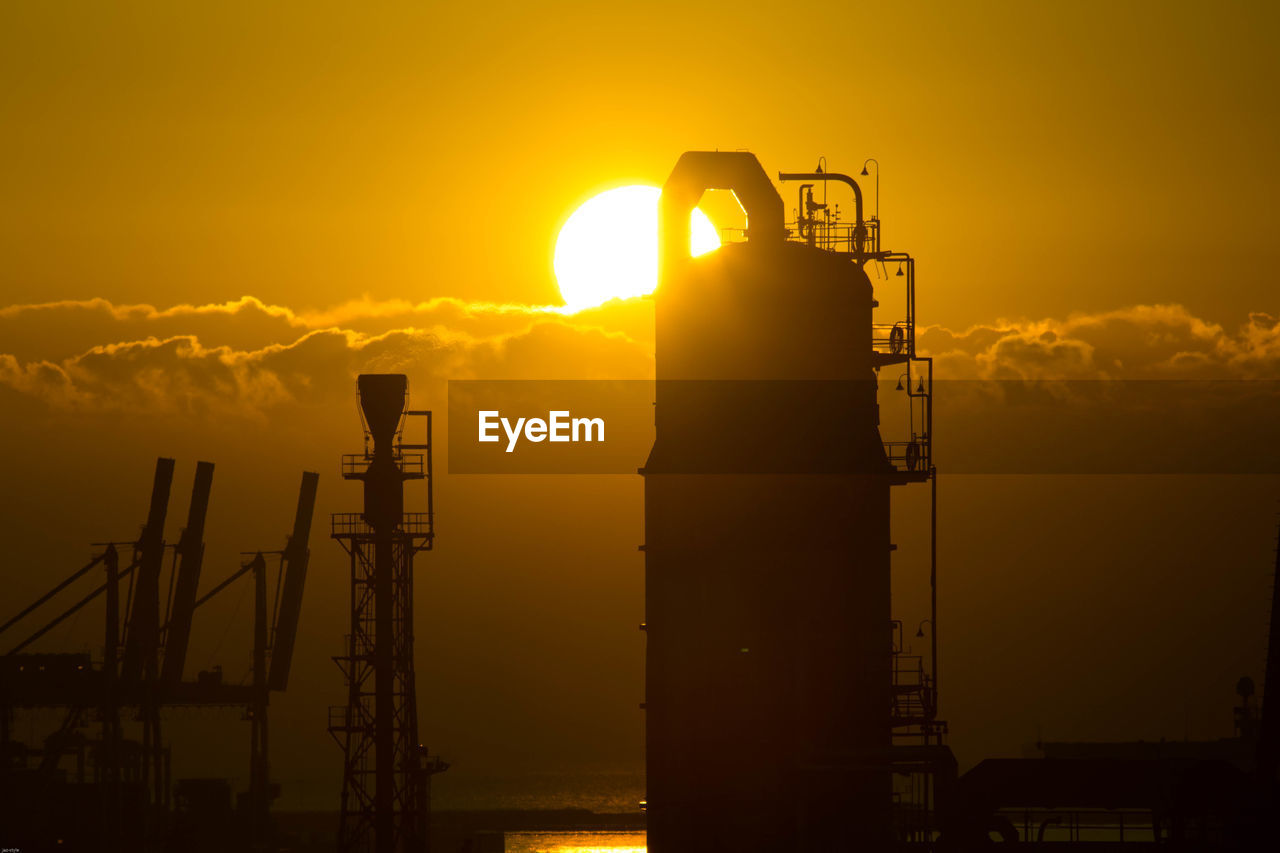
[{"x1": 478, "y1": 410, "x2": 605, "y2": 453}]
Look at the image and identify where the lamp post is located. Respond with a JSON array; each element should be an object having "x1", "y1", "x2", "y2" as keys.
[
  {"x1": 895, "y1": 371, "x2": 925, "y2": 396},
  {"x1": 860, "y1": 158, "x2": 880, "y2": 222}
]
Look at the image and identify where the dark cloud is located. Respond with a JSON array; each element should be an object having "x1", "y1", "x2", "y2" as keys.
[
  {"x1": 0, "y1": 294, "x2": 657, "y2": 363},
  {"x1": 1, "y1": 298, "x2": 1276, "y2": 419},
  {"x1": 0, "y1": 297, "x2": 303, "y2": 362},
  {"x1": 919, "y1": 305, "x2": 1280, "y2": 379},
  {"x1": 0, "y1": 301, "x2": 654, "y2": 416}
]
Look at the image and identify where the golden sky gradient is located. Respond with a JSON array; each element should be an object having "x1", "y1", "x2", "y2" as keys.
[
  {"x1": 2, "y1": 1, "x2": 1277, "y2": 326},
  {"x1": 1, "y1": 1, "x2": 1278, "y2": 811}
]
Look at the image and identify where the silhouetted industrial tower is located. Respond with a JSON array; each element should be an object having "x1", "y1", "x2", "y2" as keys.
[
  {"x1": 331, "y1": 374, "x2": 444, "y2": 853},
  {"x1": 643, "y1": 152, "x2": 941, "y2": 852}
]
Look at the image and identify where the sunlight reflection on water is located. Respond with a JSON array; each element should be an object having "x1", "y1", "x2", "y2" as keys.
[{"x1": 504, "y1": 831, "x2": 646, "y2": 853}]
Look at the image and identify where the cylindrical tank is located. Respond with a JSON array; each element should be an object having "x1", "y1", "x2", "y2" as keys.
[
  {"x1": 359, "y1": 373, "x2": 407, "y2": 529},
  {"x1": 644, "y1": 153, "x2": 893, "y2": 852}
]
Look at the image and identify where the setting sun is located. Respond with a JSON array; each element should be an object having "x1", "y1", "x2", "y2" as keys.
[{"x1": 554, "y1": 185, "x2": 720, "y2": 311}]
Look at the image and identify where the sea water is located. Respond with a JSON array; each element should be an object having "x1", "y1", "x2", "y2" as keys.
[{"x1": 505, "y1": 831, "x2": 646, "y2": 853}]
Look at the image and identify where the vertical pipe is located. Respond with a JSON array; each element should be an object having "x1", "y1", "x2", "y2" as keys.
[
  {"x1": 418, "y1": 760, "x2": 431, "y2": 853},
  {"x1": 250, "y1": 552, "x2": 270, "y2": 846},
  {"x1": 140, "y1": 683, "x2": 152, "y2": 845},
  {"x1": 930, "y1": 468, "x2": 938, "y2": 717},
  {"x1": 102, "y1": 544, "x2": 121, "y2": 853},
  {"x1": 928, "y1": 358, "x2": 937, "y2": 713},
  {"x1": 151, "y1": 698, "x2": 163, "y2": 815},
  {"x1": 426, "y1": 412, "x2": 434, "y2": 534}
]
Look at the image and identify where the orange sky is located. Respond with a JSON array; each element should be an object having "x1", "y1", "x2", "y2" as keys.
[
  {"x1": 2, "y1": 1, "x2": 1277, "y2": 326},
  {"x1": 1, "y1": 0, "x2": 1278, "y2": 812}
]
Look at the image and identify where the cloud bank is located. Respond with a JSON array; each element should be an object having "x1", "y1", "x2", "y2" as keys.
[
  {"x1": 0, "y1": 296, "x2": 655, "y2": 416},
  {"x1": 0, "y1": 296, "x2": 1276, "y2": 417},
  {"x1": 919, "y1": 305, "x2": 1280, "y2": 380}
]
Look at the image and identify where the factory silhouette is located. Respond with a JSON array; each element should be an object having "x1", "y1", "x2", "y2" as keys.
[{"x1": 1, "y1": 151, "x2": 1277, "y2": 852}]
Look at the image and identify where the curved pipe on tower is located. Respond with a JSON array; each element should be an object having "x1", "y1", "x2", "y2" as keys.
[
  {"x1": 777, "y1": 171, "x2": 865, "y2": 229},
  {"x1": 659, "y1": 151, "x2": 786, "y2": 273}
]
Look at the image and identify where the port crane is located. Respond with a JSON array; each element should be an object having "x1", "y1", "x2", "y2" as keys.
[{"x1": 0, "y1": 458, "x2": 318, "y2": 851}]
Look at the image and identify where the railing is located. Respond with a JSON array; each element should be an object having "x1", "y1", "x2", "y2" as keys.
[
  {"x1": 891, "y1": 651, "x2": 940, "y2": 736},
  {"x1": 883, "y1": 355, "x2": 932, "y2": 477},
  {"x1": 997, "y1": 808, "x2": 1159, "y2": 844},
  {"x1": 784, "y1": 218, "x2": 880, "y2": 256},
  {"x1": 328, "y1": 704, "x2": 372, "y2": 733},
  {"x1": 334, "y1": 632, "x2": 374, "y2": 660},
  {"x1": 872, "y1": 322, "x2": 913, "y2": 358},
  {"x1": 340, "y1": 452, "x2": 425, "y2": 478},
  {"x1": 884, "y1": 439, "x2": 930, "y2": 474},
  {"x1": 893, "y1": 652, "x2": 926, "y2": 686},
  {"x1": 781, "y1": 219, "x2": 917, "y2": 365},
  {"x1": 330, "y1": 512, "x2": 434, "y2": 538},
  {"x1": 782, "y1": 210, "x2": 929, "y2": 479}
]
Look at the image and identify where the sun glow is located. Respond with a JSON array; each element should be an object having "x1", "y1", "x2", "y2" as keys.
[{"x1": 554, "y1": 185, "x2": 720, "y2": 311}]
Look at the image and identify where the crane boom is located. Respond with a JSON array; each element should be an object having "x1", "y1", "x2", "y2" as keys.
[
  {"x1": 268, "y1": 471, "x2": 319, "y2": 690},
  {"x1": 161, "y1": 461, "x2": 214, "y2": 685}
]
